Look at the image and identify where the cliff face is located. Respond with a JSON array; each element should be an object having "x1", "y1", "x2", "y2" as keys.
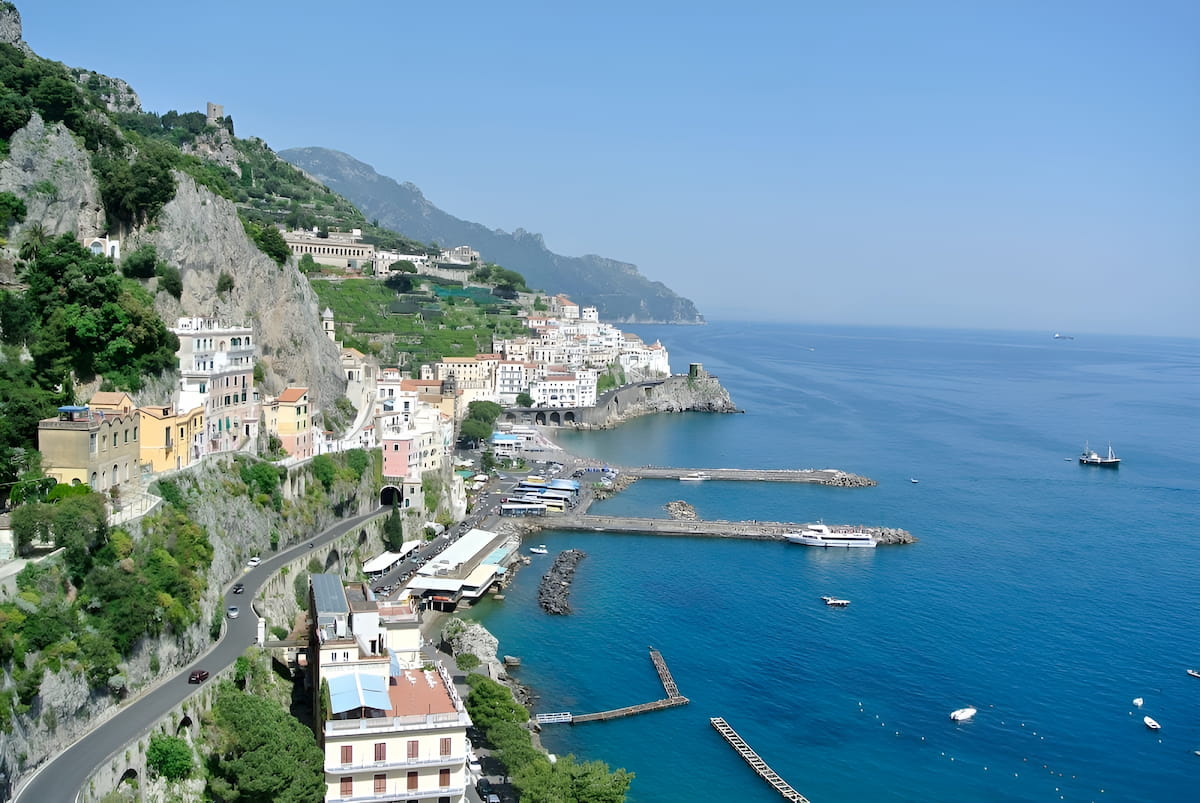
[
  {"x1": 601, "y1": 372, "x2": 738, "y2": 427},
  {"x1": 143, "y1": 174, "x2": 345, "y2": 407},
  {"x1": 0, "y1": 112, "x2": 106, "y2": 241}
]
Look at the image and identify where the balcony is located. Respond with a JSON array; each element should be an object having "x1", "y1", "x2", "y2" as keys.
[
  {"x1": 324, "y1": 710, "x2": 470, "y2": 736},
  {"x1": 327, "y1": 783, "x2": 465, "y2": 803},
  {"x1": 325, "y1": 753, "x2": 465, "y2": 773}
]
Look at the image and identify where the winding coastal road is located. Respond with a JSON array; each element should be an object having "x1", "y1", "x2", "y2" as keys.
[{"x1": 14, "y1": 506, "x2": 387, "y2": 803}]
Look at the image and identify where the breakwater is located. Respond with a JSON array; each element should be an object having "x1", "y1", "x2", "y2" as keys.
[
  {"x1": 537, "y1": 549, "x2": 587, "y2": 614},
  {"x1": 627, "y1": 467, "x2": 876, "y2": 486},
  {"x1": 532, "y1": 514, "x2": 916, "y2": 545}
]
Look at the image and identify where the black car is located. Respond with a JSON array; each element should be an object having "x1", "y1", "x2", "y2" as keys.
[
  {"x1": 232, "y1": 583, "x2": 245, "y2": 594},
  {"x1": 188, "y1": 669, "x2": 210, "y2": 683}
]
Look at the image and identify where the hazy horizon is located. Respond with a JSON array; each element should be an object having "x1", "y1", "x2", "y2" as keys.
[{"x1": 19, "y1": 1, "x2": 1199, "y2": 337}]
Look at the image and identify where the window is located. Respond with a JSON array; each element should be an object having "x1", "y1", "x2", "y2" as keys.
[
  {"x1": 340, "y1": 777, "x2": 352, "y2": 797},
  {"x1": 374, "y1": 774, "x2": 386, "y2": 794},
  {"x1": 407, "y1": 771, "x2": 418, "y2": 791},
  {"x1": 375, "y1": 742, "x2": 386, "y2": 761},
  {"x1": 340, "y1": 745, "x2": 352, "y2": 764},
  {"x1": 438, "y1": 768, "x2": 450, "y2": 787},
  {"x1": 439, "y1": 737, "x2": 451, "y2": 756},
  {"x1": 407, "y1": 740, "x2": 419, "y2": 759}
]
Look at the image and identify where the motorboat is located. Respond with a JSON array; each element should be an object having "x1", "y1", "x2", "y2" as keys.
[
  {"x1": 1187, "y1": 669, "x2": 1200, "y2": 679},
  {"x1": 1079, "y1": 442, "x2": 1120, "y2": 468},
  {"x1": 1133, "y1": 697, "x2": 1144, "y2": 707},
  {"x1": 950, "y1": 707, "x2": 977, "y2": 722},
  {"x1": 910, "y1": 478, "x2": 919, "y2": 484},
  {"x1": 784, "y1": 523, "x2": 876, "y2": 548},
  {"x1": 821, "y1": 596, "x2": 850, "y2": 607},
  {"x1": 529, "y1": 545, "x2": 548, "y2": 555},
  {"x1": 1144, "y1": 716, "x2": 1161, "y2": 730},
  {"x1": 679, "y1": 472, "x2": 711, "y2": 482}
]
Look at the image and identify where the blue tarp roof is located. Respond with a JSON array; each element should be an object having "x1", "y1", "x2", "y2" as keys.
[{"x1": 328, "y1": 672, "x2": 391, "y2": 715}]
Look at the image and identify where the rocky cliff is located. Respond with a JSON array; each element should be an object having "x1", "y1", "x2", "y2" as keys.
[
  {"x1": 141, "y1": 174, "x2": 345, "y2": 406},
  {"x1": 0, "y1": 112, "x2": 106, "y2": 245},
  {"x1": 581, "y1": 368, "x2": 739, "y2": 429}
]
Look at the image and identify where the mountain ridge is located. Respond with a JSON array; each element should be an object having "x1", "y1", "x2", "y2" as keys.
[{"x1": 279, "y1": 146, "x2": 703, "y2": 324}]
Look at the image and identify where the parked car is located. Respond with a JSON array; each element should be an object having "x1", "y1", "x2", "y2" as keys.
[
  {"x1": 246, "y1": 556, "x2": 261, "y2": 568},
  {"x1": 232, "y1": 583, "x2": 245, "y2": 594},
  {"x1": 226, "y1": 606, "x2": 240, "y2": 619},
  {"x1": 188, "y1": 669, "x2": 210, "y2": 684}
]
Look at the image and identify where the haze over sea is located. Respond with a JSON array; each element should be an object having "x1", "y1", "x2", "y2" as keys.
[{"x1": 474, "y1": 321, "x2": 1200, "y2": 802}]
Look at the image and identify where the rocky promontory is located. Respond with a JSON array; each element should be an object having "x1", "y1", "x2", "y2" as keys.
[
  {"x1": 665, "y1": 500, "x2": 698, "y2": 520},
  {"x1": 820, "y1": 471, "x2": 877, "y2": 487},
  {"x1": 537, "y1": 549, "x2": 587, "y2": 615}
]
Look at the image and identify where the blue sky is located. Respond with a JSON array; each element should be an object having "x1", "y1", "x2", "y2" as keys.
[{"x1": 18, "y1": 1, "x2": 1199, "y2": 336}]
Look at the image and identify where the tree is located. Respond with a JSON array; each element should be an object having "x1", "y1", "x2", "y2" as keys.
[
  {"x1": 382, "y1": 506, "x2": 404, "y2": 552},
  {"x1": 147, "y1": 734, "x2": 193, "y2": 781},
  {"x1": 254, "y1": 224, "x2": 291, "y2": 265},
  {"x1": 516, "y1": 392, "x2": 534, "y2": 408},
  {"x1": 120, "y1": 244, "x2": 160, "y2": 279},
  {"x1": 459, "y1": 417, "x2": 491, "y2": 447},
  {"x1": 157, "y1": 264, "x2": 182, "y2": 299},
  {"x1": 0, "y1": 190, "x2": 25, "y2": 233},
  {"x1": 207, "y1": 684, "x2": 325, "y2": 803},
  {"x1": 311, "y1": 454, "x2": 336, "y2": 491}
]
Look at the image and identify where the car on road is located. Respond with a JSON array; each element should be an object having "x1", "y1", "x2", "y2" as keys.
[
  {"x1": 246, "y1": 556, "x2": 261, "y2": 568},
  {"x1": 232, "y1": 583, "x2": 245, "y2": 594},
  {"x1": 485, "y1": 794, "x2": 500, "y2": 803},
  {"x1": 188, "y1": 669, "x2": 210, "y2": 683},
  {"x1": 226, "y1": 606, "x2": 240, "y2": 619}
]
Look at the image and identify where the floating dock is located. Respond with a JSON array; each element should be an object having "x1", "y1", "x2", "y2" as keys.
[
  {"x1": 535, "y1": 647, "x2": 688, "y2": 725},
  {"x1": 710, "y1": 717, "x2": 810, "y2": 802}
]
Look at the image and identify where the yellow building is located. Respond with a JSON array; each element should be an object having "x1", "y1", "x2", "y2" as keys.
[
  {"x1": 38, "y1": 402, "x2": 140, "y2": 491},
  {"x1": 265, "y1": 387, "x2": 313, "y2": 459},
  {"x1": 138, "y1": 404, "x2": 206, "y2": 473}
]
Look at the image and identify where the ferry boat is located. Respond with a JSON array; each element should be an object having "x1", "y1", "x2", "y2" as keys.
[
  {"x1": 679, "y1": 472, "x2": 711, "y2": 482},
  {"x1": 1079, "y1": 442, "x2": 1120, "y2": 468},
  {"x1": 528, "y1": 545, "x2": 548, "y2": 555},
  {"x1": 784, "y1": 523, "x2": 876, "y2": 548}
]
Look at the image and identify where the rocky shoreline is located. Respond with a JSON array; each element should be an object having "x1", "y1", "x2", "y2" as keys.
[{"x1": 536, "y1": 549, "x2": 587, "y2": 615}]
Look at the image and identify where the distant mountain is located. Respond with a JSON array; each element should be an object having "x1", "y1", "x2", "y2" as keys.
[{"x1": 278, "y1": 147, "x2": 703, "y2": 324}]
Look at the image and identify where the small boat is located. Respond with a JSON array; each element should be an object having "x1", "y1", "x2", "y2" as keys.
[
  {"x1": 910, "y1": 478, "x2": 919, "y2": 484},
  {"x1": 1079, "y1": 441, "x2": 1120, "y2": 468},
  {"x1": 1187, "y1": 669, "x2": 1200, "y2": 679},
  {"x1": 950, "y1": 707, "x2": 977, "y2": 722},
  {"x1": 1144, "y1": 716, "x2": 1161, "y2": 730},
  {"x1": 1053, "y1": 333, "x2": 1075, "y2": 340},
  {"x1": 679, "y1": 472, "x2": 711, "y2": 482},
  {"x1": 1133, "y1": 697, "x2": 1144, "y2": 707},
  {"x1": 821, "y1": 596, "x2": 850, "y2": 607},
  {"x1": 529, "y1": 545, "x2": 548, "y2": 555}
]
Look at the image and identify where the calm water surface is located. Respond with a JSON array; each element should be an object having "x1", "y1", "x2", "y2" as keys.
[{"x1": 473, "y1": 323, "x2": 1200, "y2": 802}]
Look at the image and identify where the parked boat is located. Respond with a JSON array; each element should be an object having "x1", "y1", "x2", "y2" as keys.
[
  {"x1": 529, "y1": 545, "x2": 548, "y2": 555},
  {"x1": 821, "y1": 596, "x2": 850, "y2": 607},
  {"x1": 910, "y1": 478, "x2": 920, "y2": 484},
  {"x1": 785, "y1": 523, "x2": 876, "y2": 548},
  {"x1": 1144, "y1": 716, "x2": 1161, "y2": 730},
  {"x1": 1187, "y1": 669, "x2": 1200, "y2": 679},
  {"x1": 1133, "y1": 697, "x2": 1144, "y2": 707},
  {"x1": 1079, "y1": 442, "x2": 1120, "y2": 468},
  {"x1": 679, "y1": 472, "x2": 711, "y2": 482},
  {"x1": 950, "y1": 707, "x2": 977, "y2": 722}
]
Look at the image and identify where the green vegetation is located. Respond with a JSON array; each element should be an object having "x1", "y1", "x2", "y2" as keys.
[
  {"x1": 460, "y1": 400, "x2": 503, "y2": 446},
  {"x1": 465, "y1": 675, "x2": 632, "y2": 801},
  {"x1": 596, "y1": 363, "x2": 626, "y2": 394},
  {"x1": 146, "y1": 734, "x2": 194, "y2": 781},
  {"x1": 382, "y1": 504, "x2": 405, "y2": 551},
  {"x1": 516, "y1": 391, "x2": 534, "y2": 408},
  {"x1": 204, "y1": 683, "x2": 324, "y2": 803}
]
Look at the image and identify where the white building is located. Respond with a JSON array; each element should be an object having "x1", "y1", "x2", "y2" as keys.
[{"x1": 171, "y1": 317, "x2": 260, "y2": 457}]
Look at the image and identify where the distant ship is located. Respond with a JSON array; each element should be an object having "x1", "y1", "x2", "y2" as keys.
[
  {"x1": 1053, "y1": 333, "x2": 1075, "y2": 340},
  {"x1": 1079, "y1": 442, "x2": 1120, "y2": 468}
]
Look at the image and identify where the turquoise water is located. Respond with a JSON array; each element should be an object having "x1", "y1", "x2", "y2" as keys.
[{"x1": 472, "y1": 323, "x2": 1200, "y2": 802}]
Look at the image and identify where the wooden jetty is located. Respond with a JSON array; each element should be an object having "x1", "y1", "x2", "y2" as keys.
[
  {"x1": 711, "y1": 717, "x2": 810, "y2": 802},
  {"x1": 535, "y1": 647, "x2": 688, "y2": 725}
]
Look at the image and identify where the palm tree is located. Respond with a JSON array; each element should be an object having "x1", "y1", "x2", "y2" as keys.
[{"x1": 18, "y1": 222, "x2": 48, "y2": 264}]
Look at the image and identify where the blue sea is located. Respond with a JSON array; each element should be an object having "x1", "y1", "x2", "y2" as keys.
[{"x1": 471, "y1": 322, "x2": 1200, "y2": 802}]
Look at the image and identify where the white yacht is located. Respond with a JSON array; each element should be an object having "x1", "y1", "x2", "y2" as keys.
[
  {"x1": 528, "y1": 545, "x2": 548, "y2": 555},
  {"x1": 679, "y1": 472, "x2": 711, "y2": 482},
  {"x1": 950, "y1": 707, "x2": 977, "y2": 722},
  {"x1": 784, "y1": 523, "x2": 876, "y2": 548}
]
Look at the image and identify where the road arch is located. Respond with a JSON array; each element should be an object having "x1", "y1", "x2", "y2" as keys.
[{"x1": 380, "y1": 485, "x2": 401, "y2": 506}]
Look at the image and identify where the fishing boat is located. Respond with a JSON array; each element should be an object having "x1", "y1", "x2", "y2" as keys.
[
  {"x1": 1187, "y1": 669, "x2": 1200, "y2": 679},
  {"x1": 528, "y1": 545, "x2": 548, "y2": 555},
  {"x1": 1079, "y1": 442, "x2": 1120, "y2": 468},
  {"x1": 950, "y1": 707, "x2": 977, "y2": 722},
  {"x1": 1144, "y1": 716, "x2": 1161, "y2": 730}
]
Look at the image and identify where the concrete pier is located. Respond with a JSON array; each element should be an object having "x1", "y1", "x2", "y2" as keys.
[
  {"x1": 627, "y1": 466, "x2": 876, "y2": 486},
  {"x1": 546, "y1": 514, "x2": 916, "y2": 545}
]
